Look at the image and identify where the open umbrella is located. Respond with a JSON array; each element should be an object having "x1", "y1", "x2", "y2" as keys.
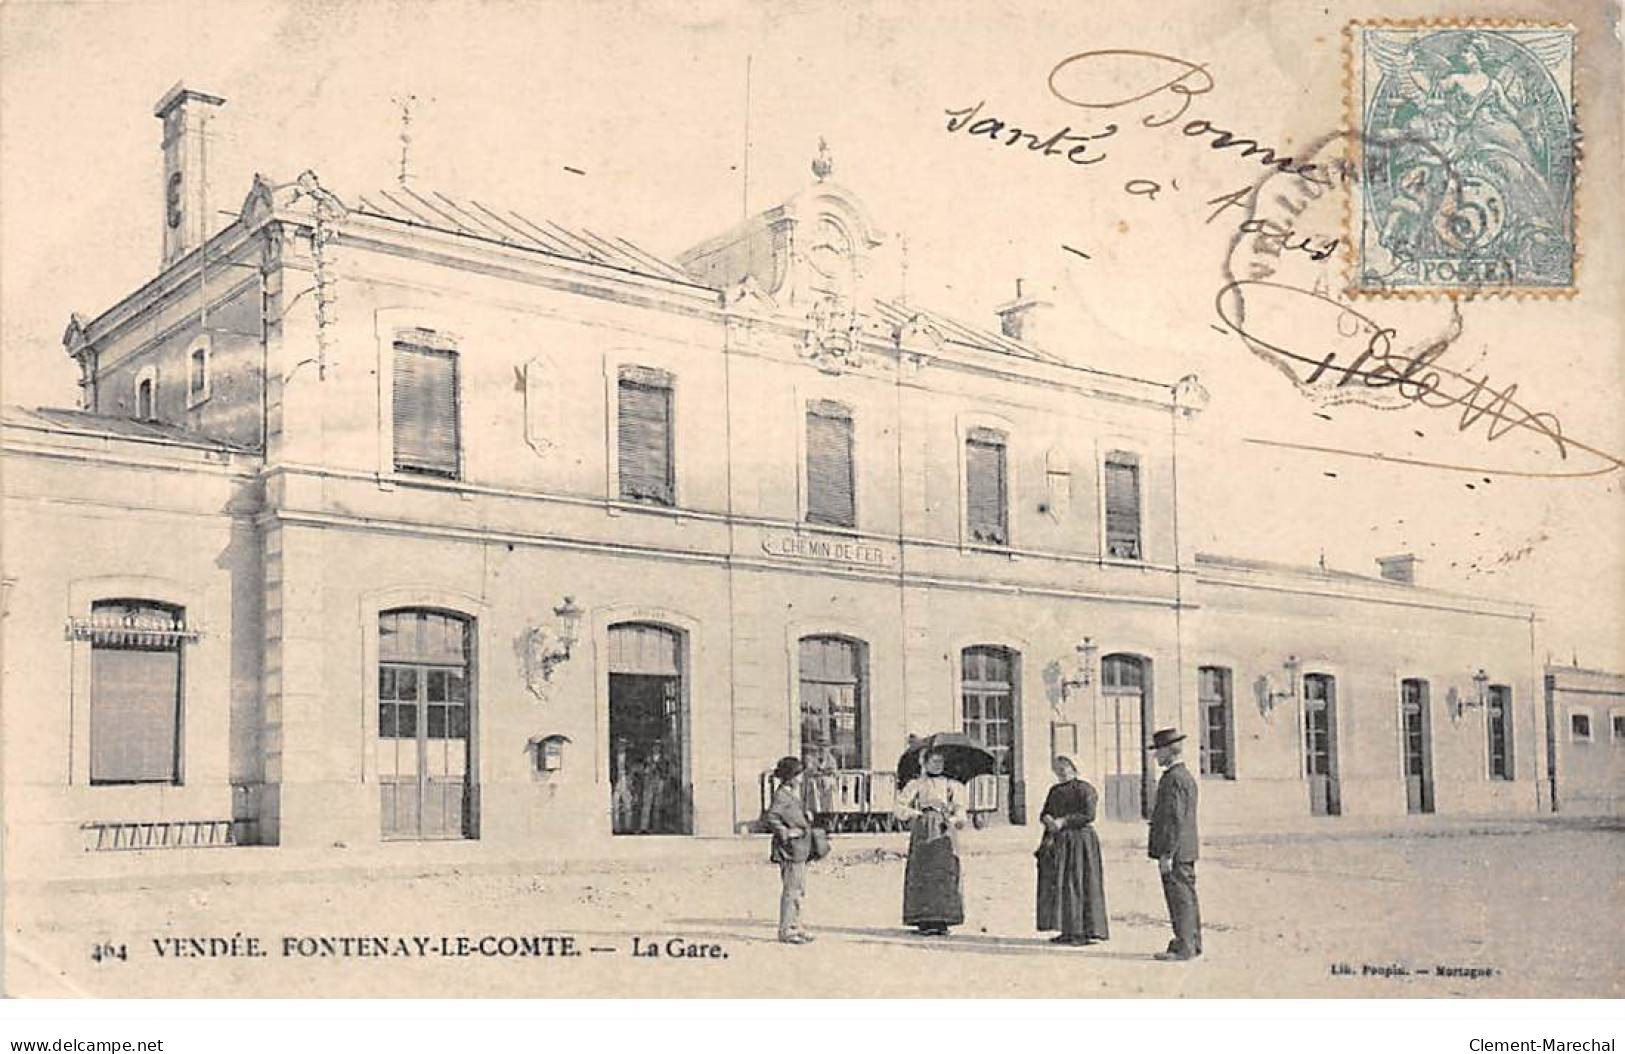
[{"x1": 896, "y1": 731, "x2": 996, "y2": 786}]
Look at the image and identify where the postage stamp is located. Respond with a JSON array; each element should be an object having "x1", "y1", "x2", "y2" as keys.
[{"x1": 1347, "y1": 22, "x2": 1577, "y2": 297}]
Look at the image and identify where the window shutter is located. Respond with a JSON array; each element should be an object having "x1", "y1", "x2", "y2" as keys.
[
  {"x1": 618, "y1": 375, "x2": 674, "y2": 504},
  {"x1": 965, "y1": 430, "x2": 1007, "y2": 545},
  {"x1": 1104, "y1": 455, "x2": 1141, "y2": 559},
  {"x1": 806, "y1": 403, "x2": 855, "y2": 527},
  {"x1": 393, "y1": 342, "x2": 460, "y2": 477},
  {"x1": 91, "y1": 648, "x2": 181, "y2": 782}
]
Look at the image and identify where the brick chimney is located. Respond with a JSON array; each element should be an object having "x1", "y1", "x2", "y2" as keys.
[
  {"x1": 995, "y1": 278, "x2": 1053, "y2": 346},
  {"x1": 154, "y1": 83, "x2": 226, "y2": 266},
  {"x1": 1376, "y1": 553, "x2": 1420, "y2": 585}
]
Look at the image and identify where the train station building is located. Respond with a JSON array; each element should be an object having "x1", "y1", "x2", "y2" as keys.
[{"x1": 1, "y1": 86, "x2": 1557, "y2": 868}]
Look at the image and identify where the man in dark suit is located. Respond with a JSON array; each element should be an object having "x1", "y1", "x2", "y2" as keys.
[{"x1": 1147, "y1": 727, "x2": 1202, "y2": 961}]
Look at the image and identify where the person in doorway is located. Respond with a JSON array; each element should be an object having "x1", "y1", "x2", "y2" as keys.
[
  {"x1": 895, "y1": 749, "x2": 967, "y2": 936},
  {"x1": 804, "y1": 732, "x2": 839, "y2": 816},
  {"x1": 1147, "y1": 728, "x2": 1202, "y2": 961},
  {"x1": 610, "y1": 738, "x2": 636, "y2": 835},
  {"x1": 637, "y1": 741, "x2": 673, "y2": 834},
  {"x1": 1036, "y1": 753, "x2": 1110, "y2": 946},
  {"x1": 763, "y1": 755, "x2": 816, "y2": 945}
]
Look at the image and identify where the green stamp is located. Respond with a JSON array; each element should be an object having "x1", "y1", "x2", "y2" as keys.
[{"x1": 1351, "y1": 24, "x2": 1577, "y2": 295}]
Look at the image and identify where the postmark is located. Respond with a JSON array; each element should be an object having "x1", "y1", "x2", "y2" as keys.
[{"x1": 1346, "y1": 22, "x2": 1577, "y2": 298}]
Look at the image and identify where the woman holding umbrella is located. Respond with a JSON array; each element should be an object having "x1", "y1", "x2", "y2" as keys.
[
  {"x1": 1035, "y1": 753, "x2": 1110, "y2": 946},
  {"x1": 895, "y1": 744, "x2": 971, "y2": 936}
]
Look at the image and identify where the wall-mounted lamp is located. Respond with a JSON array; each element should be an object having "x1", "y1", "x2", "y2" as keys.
[
  {"x1": 1062, "y1": 637, "x2": 1098, "y2": 692},
  {"x1": 1450, "y1": 668, "x2": 1490, "y2": 723},
  {"x1": 1256, "y1": 654, "x2": 1301, "y2": 717},
  {"x1": 524, "y1": 596, "x2": 585, "y2": 698}
]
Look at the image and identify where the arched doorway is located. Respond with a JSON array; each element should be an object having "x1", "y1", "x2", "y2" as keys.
[
  {"x1": 1102, "y1": 653, "x2": 1153, "y2": 821},
  {"x1": 608, "y1": 622, "x2": 690, "y2": 835},
  {"x1": 960, "y1": 645, "x2": 1024, "y2": 824},
  {"x1": 377, "y1": 608, "x2": 475, "y2": 840}
]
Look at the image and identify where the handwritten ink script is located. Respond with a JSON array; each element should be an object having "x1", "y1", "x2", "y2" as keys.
[
  {"x1": 1213, "y1": 280, "x2": 1625, "y2": 477},
  {"x1": 1047, "y1": 49, "x2": 1321, "y2": 179}
]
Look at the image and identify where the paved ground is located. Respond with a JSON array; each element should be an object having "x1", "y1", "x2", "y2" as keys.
[{"x1": 6, "y1": 818, "x2": 1620, "y2": 998}]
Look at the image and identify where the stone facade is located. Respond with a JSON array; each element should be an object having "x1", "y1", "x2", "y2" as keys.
[{"x1": 0, "y1": 88, "x2": 1559, "y2": 873}]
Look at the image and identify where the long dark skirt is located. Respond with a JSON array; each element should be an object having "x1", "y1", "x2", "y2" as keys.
[
  {"x1": 902, "y1": 817, "x2": 964, "y2": 928},
  {"x1": 1036, "y1": 826, "x2": 1109, "y2": 939}
]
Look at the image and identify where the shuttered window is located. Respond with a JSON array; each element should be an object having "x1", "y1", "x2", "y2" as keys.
[
  {"x1": 966, "y1": 428, "x2": 1007, "y2": 546},
  {"x1": 393, "y1": 341, "x2": 461, "y2": 478},
  {"x1": 1104, "y1": 453, "x2": 1141, "y2": 559},
  {"x1": 618, "y1": 367, "x2": 674, "y2": 505},
  {"x1": 806, "y1": 401, "x2": 855, "y2": 527},
  {"x1": 89, "y1": 600, "x2": 184, "y2": 784}
]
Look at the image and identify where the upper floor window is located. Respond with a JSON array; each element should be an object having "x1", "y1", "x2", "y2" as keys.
[
  {"x1": 1104, "y1": 451, "x2": 1142, "y2": 560},
  {"x1": 187, "y1": 339, "x2": 211, "y2": 408},
  {"x1": 965, "y1": 427, "x2": 1008, "y2": 546},
  {"x1": 1569, "y1": 711, "x2": 1592, "y2": 742},
  {"x1": 806, "y1": 400, "x2": 855, "y2": 528},
  {"x1": 392, "y1": 338, "x2": 461, "y2": 478},
  {"x1": 136, "y1": 377, "x2": 156, "y2": 420},
  {"x1": 618, "y1": 366, "x2": 674, "y2": 506},
  {"x1": 1487, "y1": 684, "x2": 1513, "y2": 779},
  {"x1": 86, "y1": 599, "x2": 187, "y2": 785},
  {"x1": 1614, "y1": 712, "x2": 1625, "y2": 742},
  {"x1": 1198, "y1": 665, "x2": 1235, "y2": 779}
]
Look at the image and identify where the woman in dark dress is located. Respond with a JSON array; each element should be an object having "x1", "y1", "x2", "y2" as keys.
[
  {"x1": 895, "y1": 749, "x2": 967, "y2": 936},
  {"x1": 1036, "y1": 753, "x2": 1109, "y2": 945}
]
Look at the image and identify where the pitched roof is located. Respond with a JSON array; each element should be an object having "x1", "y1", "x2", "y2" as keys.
[
  {"x1": 2, "y1": 406, "x2": 257, "y2": 453},
  {"x1": 872, "y1": 298, "x2": 1062, "y2": 364},
  {"x1": 349, "y1": 185, "x2": 696, "y2": 284}
]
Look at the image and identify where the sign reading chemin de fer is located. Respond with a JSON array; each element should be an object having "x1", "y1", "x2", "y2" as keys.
[{"x1": 759, "y1": 530, "x2": 898, "y2": 569}]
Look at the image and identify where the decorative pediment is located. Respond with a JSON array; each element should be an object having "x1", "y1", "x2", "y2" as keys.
[
  {"x1": 292, "y1": 170, "x2": 348, "y2": 222},
  {"x1": 61, "y1": 312, "x2": 91, "y2": 357},
  {"x1": 723, "y1": 275, "x2": 777, "y2": 314},
  {"x1": 239, "y1": 173, "x2": 278, "y2": 228},
  {"x1": 1173, "y1": 374, "x2": 1211, "y2": 417},
  {"x1": 800, "y1": 295, "x2": 867, "y2": 374},
  {"x1": 893, "y1": 312, "x2": 945, "y2": 353}
]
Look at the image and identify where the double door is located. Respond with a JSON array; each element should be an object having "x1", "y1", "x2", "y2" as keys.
[
  {"x1": 377, "y1": 611, "x2": 473, "y2": 840},
  {"x1": 1402, "y1": 680, "x2": 1434, "y2": 814},
  {"x1": 1303, "y1": 674, "x2": 1341, "y2": 817}
]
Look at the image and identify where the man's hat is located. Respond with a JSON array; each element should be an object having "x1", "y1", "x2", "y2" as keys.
[{"x1": 1149, "y1": 728, "x2": 1186, "y2": 750}]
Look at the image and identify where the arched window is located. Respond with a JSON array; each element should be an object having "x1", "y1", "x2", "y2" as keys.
[
  {"x1": 798, "y1": 635, "x2": 867, "y2": 769},
  {"x1": 377, "y1": 608, "x2": 474, "y2": 840},
  {"x1": 962, "y1": 645, "x2": 1024, "y2": 823},
  {"x1": 187, "y1": 340, "x2": 211, "y2": 406},
  {"x1": 136, "y1": 377, "x2": 155, "y2": 420}
]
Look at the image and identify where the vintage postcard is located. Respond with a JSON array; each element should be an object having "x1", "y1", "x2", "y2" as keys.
[{"x1": 1, "y1": 0, "x2": 1621, "y2": 1005}]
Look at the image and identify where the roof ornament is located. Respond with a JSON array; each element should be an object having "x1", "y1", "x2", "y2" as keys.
[
  {"x1": 812, "y1": 137, "x2": 834, "y2": 181},
  {"x1": 392, "y1": 93, "x2": 417, "y2": 187}
]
